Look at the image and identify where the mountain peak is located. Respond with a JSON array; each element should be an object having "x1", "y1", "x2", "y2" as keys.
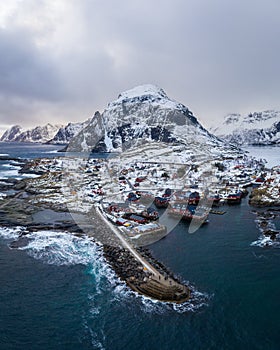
[
  {"x1": 66, "y1": 84, "x2": 222, "y2": 153},
  {"x1": 116, "y1": 84, "x2": 167, "y2": 101}
]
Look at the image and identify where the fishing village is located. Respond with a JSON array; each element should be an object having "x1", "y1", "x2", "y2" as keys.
[{"x1": 0, "y1": 146, "x2": 279, "y2": 302}]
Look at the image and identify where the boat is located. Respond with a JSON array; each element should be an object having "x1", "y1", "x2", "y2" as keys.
[
  {"x1": 207, "y1": 193, "x2": 221, "y2": 206},
  {"x1": 227, "y1": 191, "x2": 242, "y2": 204},
  {"x1": 188, "y1": 191, "x2": 200, "y2": 205},
  {"x1": 154, "y1": 196, "x2": 169, "y2": 208},
  {"x1": 209, "y1": 209, "x2": 226, "y2": 215},
  {"x1": 140, "y1": 208, "x2": 159, "y2": 221},
  {"x1": 168, "y1": 203, "x2": 208, "y2": 223}
]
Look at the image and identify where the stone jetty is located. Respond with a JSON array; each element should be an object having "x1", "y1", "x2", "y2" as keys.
[{"x1": 103, "y1": 245, "x2": 190, "y2": 303}]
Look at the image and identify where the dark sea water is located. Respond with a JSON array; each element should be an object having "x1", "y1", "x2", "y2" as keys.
[
  {"x1": 0, "y1": 142, "x2": 65, "y2": 179},
  {"x1": 0, "y1": 143, "x2": 280, "y2": 350}
]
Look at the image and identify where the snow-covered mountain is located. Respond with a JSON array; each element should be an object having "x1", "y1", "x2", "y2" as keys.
[
  {"x1": 0, "y1": 123, "x2": 63, "y2": 143},
  {"x1": 67, "y1": 84, "x2": 225, "y2": 154},
  {"x1": 0, "y1": 125, "x2": 23, "y2": 142},
  {"x1": 210, "y1": 110, "x2": 280, "y2": 146},
  {"x1": 47, "y1": 119, "x2": 92, "y2": 144}
]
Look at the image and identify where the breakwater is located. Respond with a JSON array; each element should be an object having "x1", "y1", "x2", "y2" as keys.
[{"x1": 103, "y1": 245, "x2": 190, "y2": 303}]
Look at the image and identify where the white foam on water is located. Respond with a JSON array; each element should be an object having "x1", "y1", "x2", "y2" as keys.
[
  {"x1": 2, "y1": 164, "x2": 20, "y2": 169},
  {"x1": 251, "y1": 235, "x2": 280, "y2": 248},
  {"x1": 136, "y1": 286, "x2": 210, "y2": 314},
  {"x1": 109, "y1": 274, "x2": 210, "y2": 314},
  {"x1": 253, "y1": 213, "x2": 280, "y2": 248},
  {"x1": 0, "y1": 192, "x2": 7, "y2": 200},
  {"x1": 20, "y1": 173, "x2": 40, "y2": 178},
  {"x1": 42, "y1": 149, "x2": 59, "y2": 154},
  {"x1": 0, "y1": 154, "x2": 9, "y2": 156},
  {"x1": 0, "y1": 169, "x2": 19, "y2": 178},
  {"x1": 18, "y1": 231, "x2": 103, "y2": 266},
  {"x1": 4, "y1": 227, "x2": 209, "y2": 315},
  {"x1": 82, "y1": 317, "x2": 106, "y2": 350},
  {"x1": 0, "y1": 226, "x2": 24, "y2": 240}
]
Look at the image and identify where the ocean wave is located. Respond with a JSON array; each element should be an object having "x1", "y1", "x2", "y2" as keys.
[
  {"x1": 0, "y1": 153, "x2": 9, "y2": 156},
  {"x1": 2, "y1": 164, "x2": 20, "y2": 169},
  {"x1": 251, "y1": 235, "x2": 280, "y2": 248},
  {"x1": 17, "y1": 231, "x2": 103, "y2": 266},
  {"x1": 0, "y1": 192, "x2": 7, "y2": 200},
  {"x1": 20, "y1": 173, "x2": 40, "y2": 178},
  {"x1": 3, "y1": 227, "x2": 209, "y2": 314},
  {"x1": 136, "y1": 285, "x2": 210, "y2": 314},
  {"x1": 0, "y1": 226, "x2": 25, "y2": 240},
  {"x1": 0, "y1": 169, "x2": 19, "y2": 178}
]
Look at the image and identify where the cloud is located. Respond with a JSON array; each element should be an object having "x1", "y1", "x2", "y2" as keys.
[
  {"x1": 0, "y1": 0, "x2": 280, "y2": 131},
  {"x1": 0, "y1": 28, "x2": 63, "y2": 101}
]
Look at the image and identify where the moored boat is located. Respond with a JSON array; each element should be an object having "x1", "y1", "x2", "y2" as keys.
[
  {"x1": 154, "y1": 196, "x2": 169, "y2": 208},
  {"x1": 168, "y1": 203, "x2": 208, "y2": 223},
  {"x1": 227, "y1": 191, "x2": 242, "y2": 204}
]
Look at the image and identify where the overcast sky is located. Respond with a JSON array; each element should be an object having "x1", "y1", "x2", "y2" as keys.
[{"x1": 0, "y1": 0, "x2": 280, "y2": 134}]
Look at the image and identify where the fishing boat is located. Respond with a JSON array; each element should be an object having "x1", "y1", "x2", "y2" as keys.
[
  {"x1": 168, "y1": 203, "x2": 208, "y2": 223},
  {"x1": 207, "y1": 193, "x2": 221, "y2": 206},
  {"x1": 154, "y1": 196, "x2": 169, "y2": 208},
  {"x1": 188, "y1": 191, "x2": 200, "y2": 205},
  {"x1": 227, "y1": 191, "x2": 242, "y2": 204},
  {"x1": 140, "y1": 208, "x2": 159, "y2": 221}
]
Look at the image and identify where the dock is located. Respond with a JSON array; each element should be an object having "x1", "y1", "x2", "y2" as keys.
[{"x1": 209, "y1": 209, "x2": 226, "y2": 215}]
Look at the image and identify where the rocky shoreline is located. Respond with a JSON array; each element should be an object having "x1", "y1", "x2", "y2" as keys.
[
  {"x1": 253, "y1": 209, "x2": 280, "y2": 244},
  {"x1": 0, "y1": 160, "x2": 191, "y2": 304}
]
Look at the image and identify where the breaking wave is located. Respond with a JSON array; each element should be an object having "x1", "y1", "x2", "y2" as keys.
[
  {"x1": 1, "y1": 227, "x2": 209, "y2": 314},
  {"x1": 16, "y1": 230, "x2": 104, "y2": 266},
  {"x1": 0, "y1": 226, "x2": 24, "y2": 240},
  {"x1": 0, "y1": 169, "x2": 19, "y2": 178},
  {"x1": 251, "y1": 235, "x2": 280, "y2": 248}
]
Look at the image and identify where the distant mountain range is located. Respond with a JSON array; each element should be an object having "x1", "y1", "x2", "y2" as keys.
[
  {"x1": 210, "y1": 110, "x2": 280, "y2": 146},
  {"x1": 1, "y1": 86, "x2": 279, "y2": 148},
  {"x1": 0, "y1": 120, "x2": 93, "y2": 144},
  {"x1": 46, "y1": 119, "x2": 92, "y2": 144},
  {"x1": 0, "y1": 123, "x2": 63, "y2": 143}
]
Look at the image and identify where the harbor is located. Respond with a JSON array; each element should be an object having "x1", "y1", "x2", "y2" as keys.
[
  {"x1": 0, "y1": 144, "x2": 279, "y2": 303},
  {"x1": 0, "y1": 141, "x2": 279, "y2": 349}
]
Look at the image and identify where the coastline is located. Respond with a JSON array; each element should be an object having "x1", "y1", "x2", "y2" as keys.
[
  {"x1": 0, "y1": 146, "x2": 279, "y2": 303},
  {"x1": 0, "y1": 157, "x2": 192, "y2": 304}
]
